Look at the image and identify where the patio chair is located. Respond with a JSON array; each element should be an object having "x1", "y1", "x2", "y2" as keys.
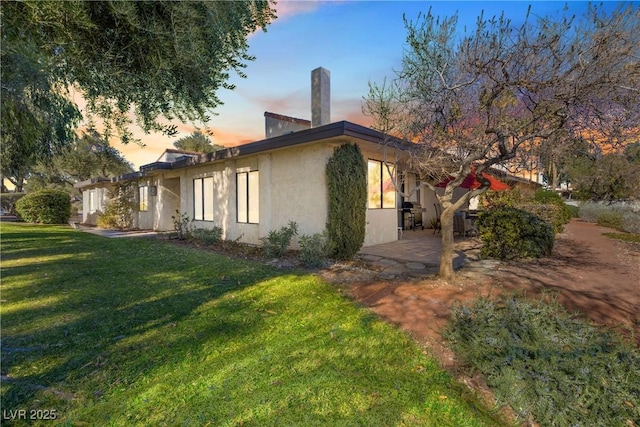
[
  {"x1": 433, "y1": 203, "x2": 442, "y2": 234},
  {"x1": 453, "y1": 211, "x2": 477, "y2": 236},
  {"x1": 453, "y1": 212, "x2": 466, "y2": 236}
]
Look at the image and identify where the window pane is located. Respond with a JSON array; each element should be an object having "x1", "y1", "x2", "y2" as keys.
[
  {"x1": 248, "y1": 171, "x2": 259, "y2": 223},
  {"x1": 193, "y1": 179, "x2": 203, "y2": 220},
  {"x1": 237, "y1": 173, "x2": 248, "y2": 223},
  {"x1": 382, "y1": 164, "x2": 396, "y2": 209},
  {"x1": 139, "y1": 187, "x2": 148, "y2": 212},
  {"x1": 203, "y1": 177, "x2": 214, "y2": 221},
  {"x1": 367, "y1": 161, "x2": 382, "y2": 209}
]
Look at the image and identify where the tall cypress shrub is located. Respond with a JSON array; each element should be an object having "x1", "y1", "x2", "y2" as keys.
[{"x1": 326, "y1": 143, "x2": 367, "y2": 260}]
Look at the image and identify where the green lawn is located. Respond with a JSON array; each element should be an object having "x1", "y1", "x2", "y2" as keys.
[{"x1": 1, "y1": 223, "x2": 504, "y2": 426}]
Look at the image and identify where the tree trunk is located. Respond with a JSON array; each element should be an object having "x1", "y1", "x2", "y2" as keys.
[{"x1": 438, "y1": 206, "x2": 456, "y2": 278}]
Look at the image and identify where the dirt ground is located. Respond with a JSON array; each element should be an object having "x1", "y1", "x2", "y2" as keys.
[{"x1": 348, "y1": 219, "x2": 640, "y2": 370}]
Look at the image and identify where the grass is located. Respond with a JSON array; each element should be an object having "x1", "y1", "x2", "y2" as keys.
[
  {"x1": 603, "y1": 232, "x2": 640, "y2": 244},
  {"x1": 0, "y1": 223, "x2": 504, "y2": 426}
]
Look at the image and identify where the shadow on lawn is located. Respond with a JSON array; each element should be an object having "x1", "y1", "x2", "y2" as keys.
[{"x1": 1, "y1": 226, "x2": 278, "y2": 413}]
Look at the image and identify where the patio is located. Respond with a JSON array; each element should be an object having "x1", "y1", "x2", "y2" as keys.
[{"x1": 358, "y1": 228, "x2": 481, "y2": 277}]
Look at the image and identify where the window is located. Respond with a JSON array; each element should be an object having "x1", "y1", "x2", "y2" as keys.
[
  {"x1": 89, "y1": 190, "x2": 96, "y2": 213},
  {"x1": 367, "y1": 160, "x2": 396, "y2": 209},
  {"x1": 193, "y1": 177, "x2": 214, "y2": 221},
  {"x1": 139, "y1": 186, "x2": 148, "y2": 212},
  {"x1": 237, "y1": 171, "x2": 259, "y2": 223}
]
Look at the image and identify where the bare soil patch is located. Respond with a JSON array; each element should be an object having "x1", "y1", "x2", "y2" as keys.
[{"x1": 347, "y1": 220, "x2": 639, "y2": 415}]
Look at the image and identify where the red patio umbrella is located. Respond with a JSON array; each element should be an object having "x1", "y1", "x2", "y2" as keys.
[{"x1": 435, "y1": 166, "x2": 510, "y2": 191}]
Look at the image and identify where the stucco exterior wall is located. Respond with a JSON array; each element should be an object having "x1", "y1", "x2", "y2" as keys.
[
  {"x1": 81, "y1": 186, "x2": 109, "y2": 225},
  {"x1": 136, "y1": 178, "x2": 155, "y2": 230},
  {"x1": 265, "y1": 143, "x2": 333, "y2": 247},
  {"x1": 156, "y1": 176, "x2": 181, "y2": 231},
  {"x1": 79, "y1": 138, "x2": 405, "y2": 250},
  {"x1": 179, "y1": 143, "x2": 333, "y2": 246}
]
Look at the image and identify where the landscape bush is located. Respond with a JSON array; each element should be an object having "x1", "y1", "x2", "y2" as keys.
[
  {"x1": 532, "y1": 189, "x2": 572, "y2": 231},
  {"x1": 172, "y1": 210, "x2": 194, "y2": 240},
  {"x1": 190, "y1": 227, "x2": 223, "y2": 245},
  {"x1": 477, "y1": 207, "x2": 554, "y2": 260},
  {"x1": 566, "y1": 204, "x2": 580, "y2": 218},
  {"x1": 97, "y1": 183, "x2": 136, "y2": 229},
  {"x1": 14, "y1": 189, "x2": 71, "y2": 224},
  {"x1": 445, "y1": 294, "x2": 640, "y2": 427},
  {"x1": 578, "y1": 202, "x2": 640, "y2": 234},
  {"x1": 298, "y1": 231, "x2": 331, "y2": 267},
  {"x1": 326, "y1": 143, "x2": 367, "y2": 260},
  {"x1": 261, "y1": 221, "x2": 298, "y2": 258},
  {"x1": 519, "y1": 203, "x2": 567, "y2": 234},
  {"x1": 483, "y1": 188, "x2": 571, "y2": 233}
]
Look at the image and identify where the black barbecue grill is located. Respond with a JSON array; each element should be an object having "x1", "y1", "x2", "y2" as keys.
[{"x1": 402, "y1": 201, "x2": 424, "y2": 230}]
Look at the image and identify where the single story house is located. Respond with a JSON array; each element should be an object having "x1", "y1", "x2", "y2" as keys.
[{"x1": 75, "y1": 67, "x2": 535, "y2": 248}]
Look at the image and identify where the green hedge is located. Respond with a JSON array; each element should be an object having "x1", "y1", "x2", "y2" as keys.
[
  {"x1": 477, "y1": 207, "x2": 554, "y2": 260},
  {"x1": 532, "y1": 189, "x2": 572, "y2": 232},
  {"x1": 14, "y1": 189, "x2": 71, "y2": 224},
  {"x1": 326, "y1": 144, "x2": 367, "y2": 260}
]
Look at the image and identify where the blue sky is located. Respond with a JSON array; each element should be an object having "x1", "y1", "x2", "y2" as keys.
[{"x1": 116, "y1": 1, "x2": 629, "y2": 167}]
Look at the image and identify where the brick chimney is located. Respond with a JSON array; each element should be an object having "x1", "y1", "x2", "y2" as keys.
[{"x1": 311, "y1": 67, "x2": 330, "y2": 127}]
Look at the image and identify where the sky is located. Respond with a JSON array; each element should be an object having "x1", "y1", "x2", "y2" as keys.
[{"x1": 111, "y1": 1, "x2": 629, "y2": 168}]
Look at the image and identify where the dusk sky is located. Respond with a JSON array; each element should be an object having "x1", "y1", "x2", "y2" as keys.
[{"x1": 113, "y1": 1, "x2": 628, "y2": 168}]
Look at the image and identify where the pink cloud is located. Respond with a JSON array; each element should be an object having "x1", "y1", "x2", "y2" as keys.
[{"x1": 274, "y1": 1, "x2": 320, "y2": 21}]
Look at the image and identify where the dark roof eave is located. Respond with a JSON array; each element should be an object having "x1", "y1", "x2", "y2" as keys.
[
  {"x1": 140, "y1": 162, "x2": 173, "y2": 173},
  {"x1": 165, "y1": 121, "x2": 410, "y2": 170},
  {"x1": 73, "y1": 176, "x2": 111, "y2": 189}
]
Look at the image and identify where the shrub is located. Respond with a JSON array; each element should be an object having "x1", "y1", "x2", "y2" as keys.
[
  {"x1": 14, "y1": 189, "x2": 71, "y2": 224},
  {"x1": 190, "y1": 227, "x2": 223, "y2": 245},
  {"x1": 261, "y1": 221, "x2": 298, "y2": 258},
  {"x1": 326, "y1": 143, "x2": 367, "y2": 260},
  {"x1": 477, "y1": 207, "x2": 554, "y2": 260},
  {"x1": 445, "y1": 294, "x2": 640, "y2": 427},
  {"x1": 481, "y1": 187, "x2": 523, "y2": 209},
  {"x1": 97, "y1": 183, "x2": 136, "y2": 229},
  {"x1": 566, "y1": 204, "x2": 580, "y2": 218},
  {"x1": 298, "y1": 231, "x2": 331, "y2": 267},
  {"x1": 578, "y1": 202, "x2": 640, "y2": 233},
  {"x1": 484, "y1": 189, "x2": 571, "y2": 233},
  {"x1": 532, "y1": 189, "x2": 572, "y2": 231},
  {"x1": 172, "y1": 210, "x2": 194, "y2": 240},
  {"x1": 597, "y1": 210, "x2": 624, "y2": 230},
  {"x1": 519, "y1": 203, "x2": 566, "y2": 234}
]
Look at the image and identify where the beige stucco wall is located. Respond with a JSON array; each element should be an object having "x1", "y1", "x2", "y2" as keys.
[
  {"x1": 179, "y1": 143, "x2": 333, "y2": 246},
  {"x1": 265, "y1": 144, "x2": 333, "y2": 247},
  {"x1": 81, "y1": 186, "x2": 109, "y2": 225},
  {"x1": 155, "y1": 176, "x2": 181, "y2": 230},
  {"x1": 80, "y1": 139, "x2": 404, "y2": 249}
]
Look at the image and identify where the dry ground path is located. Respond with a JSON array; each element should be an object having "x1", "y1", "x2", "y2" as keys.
[{"x1": 350, "y1": 219, "x2": 640, "y2": 369}]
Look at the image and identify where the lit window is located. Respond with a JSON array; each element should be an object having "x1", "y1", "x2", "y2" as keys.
[
  {"x1": 367, "y1": 160, "x2": 396, "y2": 209},
  {"x1": 237, "y1": 171, "x2": 259, "y2": 223},
  {"x1": 193, "y1": 177, "x2": 214, "y2": 221},
  {"x1": 139, "y1": 186, "x2": 148, "y2": 212}
]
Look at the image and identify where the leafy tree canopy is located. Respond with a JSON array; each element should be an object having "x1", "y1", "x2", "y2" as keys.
[
  {"x1": 173, "y1": 131, "x2": 224, "y2": 154},
  {"x1": 26, "y1": 129, "x2": 134, "y2": 195},
  {"x1": 1, "y1": 0, "x2": 275, "y2": 189}
]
